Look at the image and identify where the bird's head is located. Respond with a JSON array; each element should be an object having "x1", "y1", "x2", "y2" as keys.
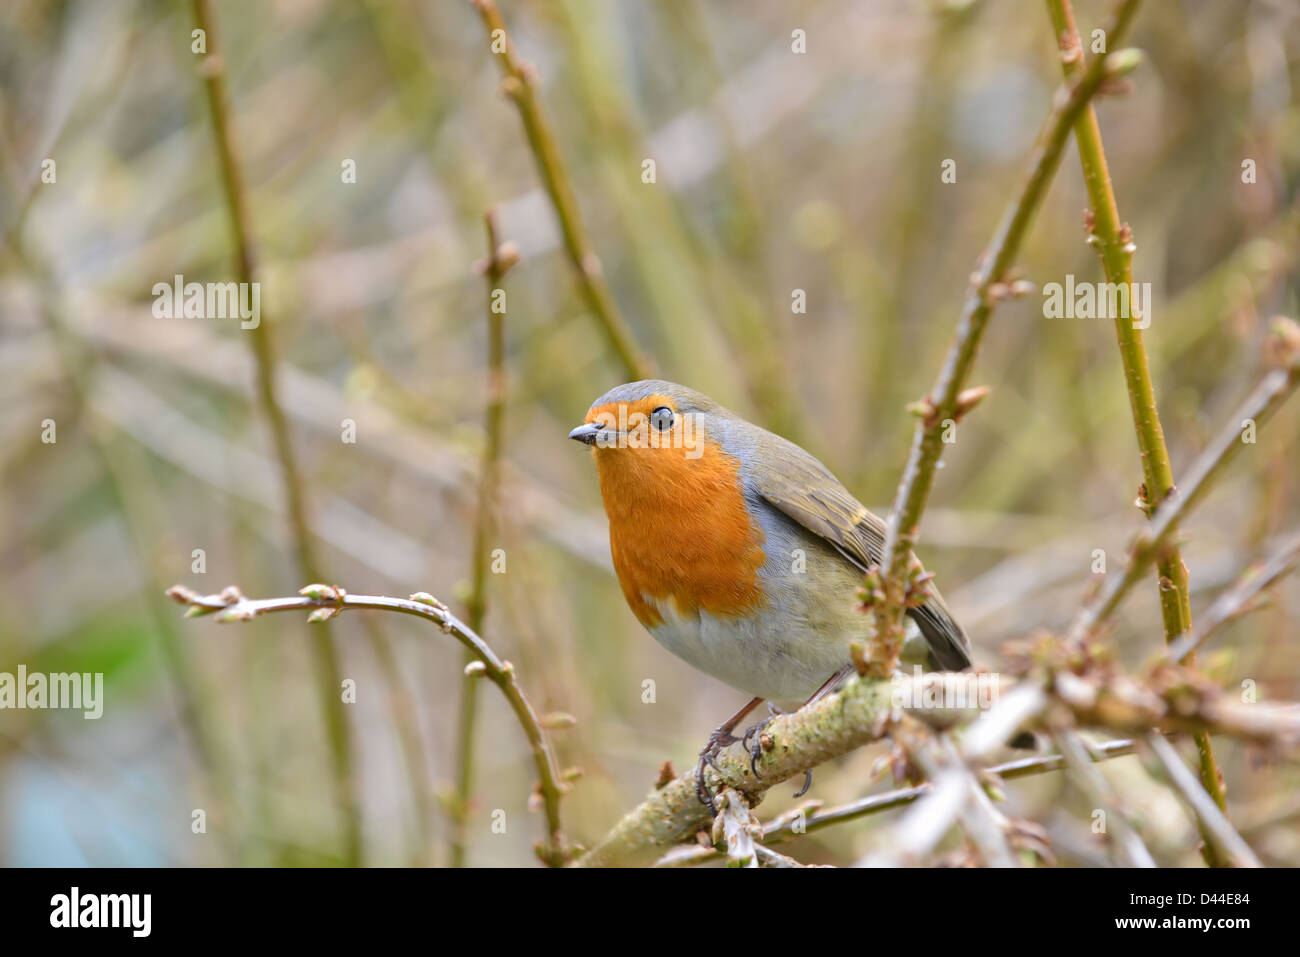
[
  {"x1": 569, "y1": 379, "x2": 730, "y2": 460},
  {"x1": 570, "y1": 380, "x2": 750, "y2": 511}
]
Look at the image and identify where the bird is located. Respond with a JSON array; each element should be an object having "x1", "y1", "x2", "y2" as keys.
[{"x1": 569, "y1": 379, "x2": 971, "y2": 812}]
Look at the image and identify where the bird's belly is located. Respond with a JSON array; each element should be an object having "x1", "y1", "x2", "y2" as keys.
[{"x1": 644, "y1": 596, "x2": 856, "y2": 709}]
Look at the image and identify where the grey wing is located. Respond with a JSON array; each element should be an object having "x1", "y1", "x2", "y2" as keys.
[{"x1": 749, "y1": 432, "x2": 972, "y2": 671}]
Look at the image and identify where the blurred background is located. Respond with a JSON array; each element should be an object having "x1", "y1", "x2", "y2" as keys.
[{"x1": 0, "y1": 0, "x2": 1297, "y2": 867}]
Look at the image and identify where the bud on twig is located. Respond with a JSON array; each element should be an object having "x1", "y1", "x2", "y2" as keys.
[
  {"x1": 953, "y1": 386, "x2": 990, "y2": 422},
  {"x1": 1265, "y1": 316, "x2": 1300, "y2": 370},
  {"x1": 540, "y1": 711, "x2": 577, "y2": 730},
  {"x1": 1103, "y1": 47, "x2": 1143, "y2": 79},
  {"x1": 299, "y1": 583, "x2": 342, "y2": 601},
  {"x1": 410, "y1": 591, "x2": 448, "y2": 611}
]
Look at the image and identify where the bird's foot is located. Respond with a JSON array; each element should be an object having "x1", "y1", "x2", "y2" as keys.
[
  {"x1": 695, "y1": 725, "x2": 741, "y2": 815},
  {"x1": 740, "y1": 702, "x2": 794, "y2": 777},
  {"x1": 739, "y1": 704, "x2": 813, "y2": 797},
  {"x1": 743, "y1": 717, "x2": 769, "y2": 780}
]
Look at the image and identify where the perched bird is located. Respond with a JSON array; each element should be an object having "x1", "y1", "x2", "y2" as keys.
[{"x1": 570, "y1": 380, "x2": 972, "y2": 811}]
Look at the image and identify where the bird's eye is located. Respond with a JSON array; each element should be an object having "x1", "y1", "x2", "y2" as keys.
[{"x1": 649, "y1": 406, "x2": 674, "y2": 431}]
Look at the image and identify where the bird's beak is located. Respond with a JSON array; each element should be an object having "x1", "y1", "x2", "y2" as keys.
[{"x1": 568, "y1": 422, "x2": 604, "y2": 446}]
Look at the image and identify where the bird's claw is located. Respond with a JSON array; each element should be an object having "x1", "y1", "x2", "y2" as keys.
[
  {"x1": 741, "y1": 719, "x2": 771, "y2": 778},
  {"x1": 695, "y1": 703, "x2": 813, "y2": 814},
  {"x1": 794, "y1": 769, "x2": 813, "y2": 798},
  {"x1": 695, "y1": 726, "x2": 740, "y2": 815},
  {"x1": 739, "y1": 702, "x2": 788, "y2": 778},
  {"x1": 739, "y1": 706, "x2": 812, "y2": 798}
]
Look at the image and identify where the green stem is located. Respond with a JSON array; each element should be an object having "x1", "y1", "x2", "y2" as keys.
[
  {"x1": 874, "y1": 0, "x2": 1143, "y2": 658},
  {"x1": 1044, "y1": 0, "x2": 1229, "y2": 864},
  {"x1": 1072, "y1": 353, "x2": 1300, "y2": 638},
  {"x1": 471, "y1": 0, "x2": 654, "y2": 382},
  {"x1": 450, "y1": 211, "x2": 513, "y2": 867},
  {"x1": 190, "y1": 0, "x2": 360, "y2": 866}
]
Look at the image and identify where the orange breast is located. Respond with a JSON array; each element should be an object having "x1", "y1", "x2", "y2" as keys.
[{"x1": 592, "y1": 419, "x2": 767, "y2": 628}]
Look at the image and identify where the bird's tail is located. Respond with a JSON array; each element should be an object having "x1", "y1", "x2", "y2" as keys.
[{"x1": 905, "y1": 585, "x2": 971, "y2": 672}]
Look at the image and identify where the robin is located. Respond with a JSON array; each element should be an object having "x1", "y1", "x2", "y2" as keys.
[{"x1": 570, "y1": 380, "x2": 972, "y2": 812}]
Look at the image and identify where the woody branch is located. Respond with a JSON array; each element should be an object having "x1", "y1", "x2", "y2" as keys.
[
  {"x1": 577, "y1": 657, "x2": 1300, "y2": 867},
  {"x1": 583, "y1": 333, "x2": 1300, "y2": 866},
  {"x1": 865, "y1": 0, "x2": 1143, "y2": 672},
  {"x1": 469, "y1": 0, "x2": 654, "y2": 382},
  {"x1": 165, "y1": 582, "x2": 574, "y2": 866}
]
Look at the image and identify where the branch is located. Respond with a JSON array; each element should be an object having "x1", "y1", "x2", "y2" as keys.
[
  {"x1": 190, "y1": 0, "x2": 360, "y2": 864},
  {"x1": 575, "y1": 675, "x2": 898, "y2": 867},
  {"x1": 657, "y1": 738, "x2": 1138, "y2": 867},
  {"x1": 856, "y1": 761, "x2": 972, "y2": 866},
  {"x1": 1038, "y1": 650, "x2": 1300, "y2": 750},
  {"x1": 869, "y1": 0, "x2": 1143, "y2": 666},
  {"x1": 1142, "y1": 734, "x2": 1261, "y2": 867},
  {"x1": 613, "y1": 650, "x2": 1299, "y2": 867},
  {"x1": 1045, "y1": 0, "x2": 1226, "y2": 858},
  {"x1": 470, "y1": 0, "x2": 654, "y2": 381},
  {"x1": 1167, "y1": 529, "x2": 1300, "y2": 664},
  {"x1": 449, "y1": 210, "x2": 521, "y2": 867},
  {"x1": 896, "y1": 731, "x2": 1019, "y2": 867},
  {"x1": 1071, "y1": 320, "x2": 1300, "y2": 639},
  {"x1": 864, "y1": 655, "x2": 1298, "y2": 866},
  {"x1": 854, "y1": 690, "x2": 1049, "y2": 866},
  {"x1": 1055, "y1": 731, "x2": 1155, "y2": 867},
  {"x1": 754, "y1": 844, "x2": 816, "y2": 868},
  {"x1": 165, "y1": 583, "x2": 573, "y2": 866},
  {"x1": 713, "y1": 788, "x2": 762, "y2": 868}
]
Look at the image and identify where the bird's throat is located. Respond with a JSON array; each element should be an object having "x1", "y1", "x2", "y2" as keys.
[{"x1": 594, "y1": 441, "x2": 767, "y2": 628}]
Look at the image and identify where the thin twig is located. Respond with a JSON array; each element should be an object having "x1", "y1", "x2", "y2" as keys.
[
  {"x1": 470, "y1": 0, "x2": 653, "y2": 381},
  {"x1": 856, "y1": 764, "x2": 970, "y2": 867},
  {"x1": 754, "y1": 844, "x2": 815, "y2": 868},
  {"x1": 165, "y1": 582, "x2": 572, "y2": 865},
  {"x1": 1071, "y1": 341, "x2": 1300, "y2": 638},
  {"x1": 931, "y1": 735, "x2": 1018, "y2": 868},
  {"x1": 1142, "y1": 734, "x2": 1261, "y2": 867},
  {"x1": 1055, "y1": 731, "x2": 1156, "y2": 867},
  {"x1": 190, "y1": 0, "x2": 360, "y2": 865},
  {"x1": 856, "y1": 694, "x2": 1047, "y2": 867},
  {"x1": 450, "y1": 211, "x2": 519, "y2": 867},
  {"x1": 1167, "y1": 530, "x2": 1300, "y2": 664},
  {"x1": 869, "y1": 0, "x2": 1143, "y2": 666},
  {"x1": 1045, "y1": 0, "x2": 1225, "y2": 856}
]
